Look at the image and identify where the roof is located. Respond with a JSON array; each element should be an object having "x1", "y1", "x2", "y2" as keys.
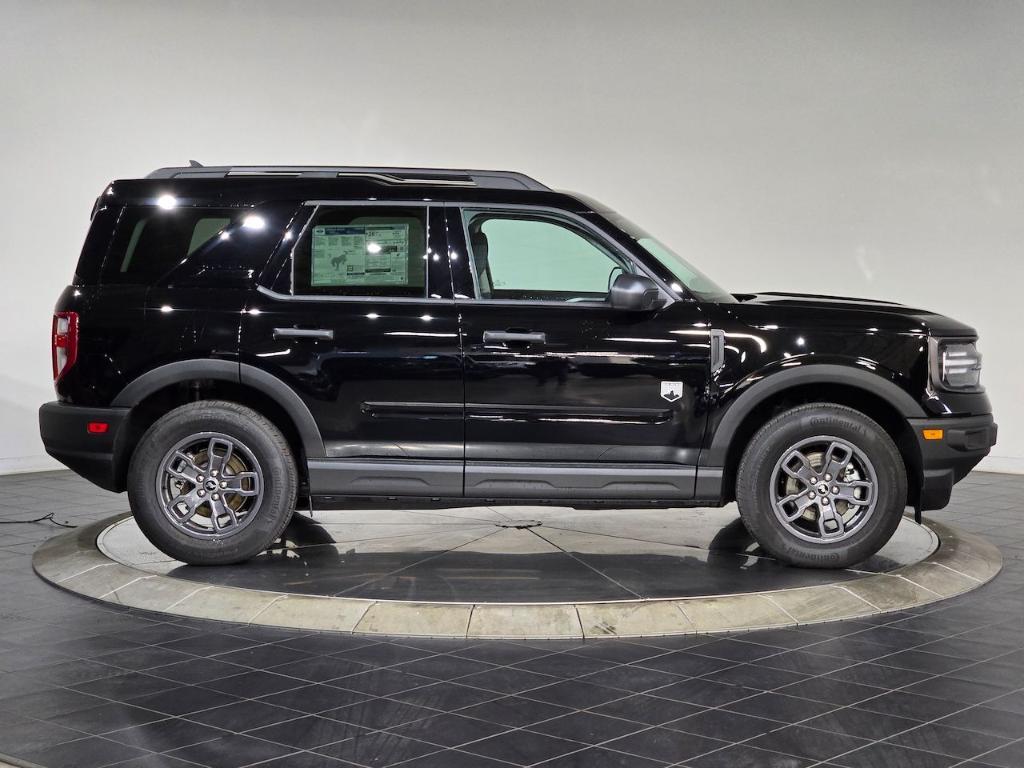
[{"x1": 145, "y1": 165, "x2": 550, "y2": 192}]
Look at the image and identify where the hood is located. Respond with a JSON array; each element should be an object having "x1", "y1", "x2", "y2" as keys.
[{"x1": 730, "y1": 291, "x2": 977, "y2": 336}]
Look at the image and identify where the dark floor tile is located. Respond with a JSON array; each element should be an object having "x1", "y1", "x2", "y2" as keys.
[
  {"x1": 565, "y1": 642, "x2": 669, "y2": 665},
  {"x1": 705, "y1": 662, "x2": 809, "y2": 691},
  {"x1": 147, "y1": 657, "x2": 249, "y2": 685},
  {"x1": 528, "y1": 710, "x2": 645, "y2": 744},
  {"x1": 0, "y1": 716, "x2": 90, "y2": 754},
  {"x1": 750, "y1": 725, "x2": 872, "y2": 762},
  {"x1": 104, "y1": 716, "x2": 228, "y2": 751},
  {"x1": 776, "y1": 677, "x2": 885, "y2": 706},
  {"x1": 456, "y1": 694, "x2": 573, "y2": 727},
  {"x1": 901, "y1": 675, "x2": 1012, "y2": 704},
  {"x1": 454, "y1": 665, "x2": 558, "y2": 694},
  {"x1": 603, "y1": 726, "x2": 727, "y2": 763},
  {"x1": 72, "y1": 671, "x2": 180, "y2": 700},
  {"x1": 591, "y1": 693, "x2": 705, "y2": 725},
  {"x1": 260, "y1": 683, "x2": 372, "y2": 714},
  {"x1": 315, "y1": 731, "x2": 440, "y2": 765},
  {"x1": 826, "y1": 661, "x2": 930, "y2": 688},
  {"x1": 650, "y1": 677, "x2": 757, "y2": 707},
  {"x1": 0, "y1": 687, "x2": 108, "y2": 719},
  {"x1": 330, "y1": 668, "x2": 436, "y2": 697},
  {"x1": 934, "y1": 705, "x2": 1024, "y2": 739},
  {"x1": 687, "y1": 743, "x2": 814, "y2": 767},
  {"x1": 213, "y1": 644, "x2": 314, "y2": 670},
  {"x1": 460, "y1": 727, "x2": 582, "y2": 764},
  {"x1": 521, "y1": 678, "x2": 628, "y2": 708},
  {"x1": 397, "y1": 748, "x2": 511, "y2": 767},
  {"x1": 105, "y1": 754, "x2": 206, "y2": 768},
  {"x1": 451, "y1": 641, "x2": 549, "y2": 665},
  {"x1": 395, "y1": 654, "x2": 496, "y2": 680},
  {"x1": 169, "y1": 733, "x2": 296, "y2": 767},
  {"x1": 886, "y1": 722, "x2": 1012, "y2": 760},
  {"x1": 236, "y1": 753, "x2": 352, "y2": 768},
  {"x1": 21, "y1": 735, "x2": 150, "y2": 768},
  {"x1": 247, "y1": 714, "x2": 370, "y2": 749},
  {"x1": 160, "y1": 633, "x2": 256, "y2": 656},
  {"x1": 42, "y1": 701, "x2": 167, "y2": 734},
  {"x1": 202, "y1": 669, "x2": 306, "y2": 698},
  {"x1": 324, "y1": 697, "x2": 440, "y2": 730},
  {"x1": 387, "y1": 711, "x2": 510, "y2": 747},
  {"x1": 125, "y1": 683, "x2": 240, "y2": 716},
  {"x1": 636, "y1": 650, "x2": 736, "y2": 677},
  {"x1": 985, "y1": 689, "x2": 1024, "y2": 716},
  {"x1": 854, "y1": 691, "x2": 967, "y2": 721},
  {"x1": 578, "y1": 664, "x2": 686, "y2": 694},
  {"x1": 831, "y1": 741, "x2": 958, "y2": 768},
  {"x1": 389, "y1": 680, "x2": 500, "y2": 711},
  {"x1": 801, "y1": 706, "x2": 920, "y2": 740},
  {"x1": 21, "y1": 658, "x2": 126, "y2": 686},
  {"x1": 666, "y1": 708, "x2": 780, "y2": 740},
  {"x1": 537, "y1": 745, "x2": 667, "y2": 766},
  {"x1": 333, "y1": 643, "x2": 432, "y2": 667},
  {"x1": 971, "y1": 738, "x2": 1024, "y2": 768},
  {"x1": 189, "y1": 699, "x2": 304, "y2": 731},
  {"x1": 514, "y1": 652, "x2": 616, "y2": 678},
  {"x1": 269, "y1": 655, "x2": 373, "y2": 682}
]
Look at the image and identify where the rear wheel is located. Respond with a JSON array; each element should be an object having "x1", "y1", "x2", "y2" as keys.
[
  {"x1": 735, "y1": 403, "x2": 907, "y2": 568},
  {"x1": 127, "y1": 401, "x2": 297, "y2": 565}
]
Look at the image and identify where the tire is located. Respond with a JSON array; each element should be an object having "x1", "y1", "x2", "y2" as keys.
[
  {"x1": 127, "y1": 401, "x2": 297, "y2": 565},
  {"x1": 735, "y1": 403, "x2": 907, "y2": 569}
]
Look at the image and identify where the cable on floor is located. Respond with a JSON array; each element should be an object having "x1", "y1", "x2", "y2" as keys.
[{"x1": 0, "y1": 511, "x2": 77, "y2": 528}]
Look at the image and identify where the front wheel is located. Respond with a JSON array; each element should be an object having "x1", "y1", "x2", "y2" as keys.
[
  {"x1": 735, "y1": 403, "x2": 907, "y2": 568},
  {"x1": 127, "y1": 401, "x2": 297, "y2": 565}
]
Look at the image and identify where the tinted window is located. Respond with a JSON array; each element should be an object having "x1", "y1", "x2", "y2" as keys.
[
  {"x1": 463, "y1": 211, "x2": 631, "y2": 302},
  {"x1": 292, "y1": 207, "x2": 428, "y2": 298},
  {"x1": 102, "y1": 206, "x2": 237, "y2": 284}
]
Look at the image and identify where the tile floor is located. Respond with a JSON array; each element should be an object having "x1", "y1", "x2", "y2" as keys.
[{"x1": 0, "y1": 470, "x2": 1021, "y2": 768}]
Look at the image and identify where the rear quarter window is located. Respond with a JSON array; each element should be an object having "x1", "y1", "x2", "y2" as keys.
[{"x1": 101, "y1": 206, "x2": 238, "y2": 285}]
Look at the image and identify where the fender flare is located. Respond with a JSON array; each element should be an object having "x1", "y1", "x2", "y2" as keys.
[
  {"x1": 701, "y1": 363, "x2": 926, "y2": 467},
  {"x1": 111, "y1": 359, "x2": 325, "y2": 458}
]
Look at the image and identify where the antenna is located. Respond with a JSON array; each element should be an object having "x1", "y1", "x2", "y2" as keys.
[{"x1": 188, "y1": 159, "x2": 203, "y2": 168}]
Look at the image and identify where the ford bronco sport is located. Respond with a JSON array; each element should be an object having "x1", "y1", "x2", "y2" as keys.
[{"x1": 39, "y1": 165, "x2": 997, "y2": 568}]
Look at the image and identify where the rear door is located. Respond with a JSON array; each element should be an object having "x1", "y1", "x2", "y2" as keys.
[
  {"x1": 242, "y1": 203, "x2": 465, "y2": 498},
  {"x1": 446, "y1": 205, "x2": 711, "y2": 501}
]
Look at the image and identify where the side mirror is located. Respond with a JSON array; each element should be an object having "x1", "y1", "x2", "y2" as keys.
[{"x1": 609, "y1": 273, "x2": 664, "y2": 311}]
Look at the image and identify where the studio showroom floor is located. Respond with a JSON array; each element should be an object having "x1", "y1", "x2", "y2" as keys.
[{"x1": 0, "y1": 469, "x2": 1021, "y2": 768}]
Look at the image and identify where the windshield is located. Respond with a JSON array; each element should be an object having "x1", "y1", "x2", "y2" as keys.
[{"x1": 583, "y1": 198, "x2": 735, "y2": 303}]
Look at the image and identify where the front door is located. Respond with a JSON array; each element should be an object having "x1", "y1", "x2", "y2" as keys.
[
  {"x1": 447, "y1": 206, "x2": 711, "y2": 501},
  {"x1": 243, "y1": 203, "x2": 464, "y2": 498}
]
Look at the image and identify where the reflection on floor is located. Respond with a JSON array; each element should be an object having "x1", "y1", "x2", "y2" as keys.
[
  {"x1": 99, "y1": 504, "x2": 937, "y2": 601},
  {"x1": 0, "y1": 470, "x2": 1021, "y2": 768}
]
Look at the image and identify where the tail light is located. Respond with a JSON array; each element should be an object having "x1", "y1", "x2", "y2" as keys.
[{"x1": 52, "y1": 311, "x2": 79, "y2": 382}]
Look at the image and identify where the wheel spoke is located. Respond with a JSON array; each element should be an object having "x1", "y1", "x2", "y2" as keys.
[
  {"x1": 821, "y1": 441, "x2": 853, "y2": 482},
  {"x1": 221, "y1": 471, "x2": 260, "y2": 497},
  {"x1": 206, "y1": 437, "x2": 234, "y2": 476},
  {"x1": 777, "y1": 491, "x2": 816, "y2": 521},
  {"x1": 781, "y1": 450, "x2": 817, "y2": 485},
  {"x1": 167, "y1": 451, "x2": 202, "y2": 484},
  {"x1": 816, "y1": 502, "x2": 847, "y2": 539},
  {"x1": 210, "y1": 496, "x2": 238, "y2": 530},
  {"x1": 834, "y1": 479, "x2": 875, "y2": 507}
]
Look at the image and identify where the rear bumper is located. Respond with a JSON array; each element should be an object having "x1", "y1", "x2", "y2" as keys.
[
  {"x1": 39, "y1": 402, "x2": 130, "y2": 492},
  {"x1": 909, "y1": 413, "x2": 997, "y2": 511}
]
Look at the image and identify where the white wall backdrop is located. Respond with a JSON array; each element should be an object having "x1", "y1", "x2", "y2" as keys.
[{"x1": 2, "y1": 0, "x2": 1022, "y2": 473}]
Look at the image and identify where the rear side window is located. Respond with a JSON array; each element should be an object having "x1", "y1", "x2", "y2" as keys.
[
  {"x1": 292, "y1": 206, "x2": 428, "y2": 298},
  {"x1": 101, "y1": 206, "x2": 237, "y2": 284}
]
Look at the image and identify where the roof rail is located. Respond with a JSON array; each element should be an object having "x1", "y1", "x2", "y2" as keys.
[{"x1": 145, "y1": 165, "x2": 550, "y2": 191}]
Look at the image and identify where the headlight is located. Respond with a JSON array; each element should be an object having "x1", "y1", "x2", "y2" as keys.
[{"x1": 931, "y1": 338, "x2": 982, "y2": 390}]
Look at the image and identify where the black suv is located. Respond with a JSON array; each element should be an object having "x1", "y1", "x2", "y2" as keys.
[{"x1": 40, "y1": 165, "x2": 996, "y2": 568}]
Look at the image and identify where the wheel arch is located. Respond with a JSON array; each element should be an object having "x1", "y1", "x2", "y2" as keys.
[
  {"x1": 705, "y1": 365, "x2": 926, "y2": 506},
  {"x1": 110, "y1": 360, "x2": 324, "y2": 492}
]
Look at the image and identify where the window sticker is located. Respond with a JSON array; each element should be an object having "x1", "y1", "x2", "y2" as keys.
[{"x1": 310, "y1": 223, "x2": 410, "y2": 287}]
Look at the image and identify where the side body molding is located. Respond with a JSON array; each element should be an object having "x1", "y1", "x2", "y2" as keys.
[
  {"x1": 701, "y1": 363, "x2": 928, "y2": 468},
  {"x1": 111, "y1": 359, "x2": 326, "y2": 458}
]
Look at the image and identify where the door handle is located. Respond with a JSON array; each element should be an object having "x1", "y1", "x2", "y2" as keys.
[
  {"x1": 273, "y1": 327, "x2": 335, "y2": 341},
  {"x1": 483, "y1": 330, "x2": 547, "y2": 345}
]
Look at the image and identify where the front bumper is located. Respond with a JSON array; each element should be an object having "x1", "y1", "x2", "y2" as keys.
[
  {"x1": 909, "y1": 413, "x2": 997, "y2": 511},
  {"x1": 39, "y1": 402, "x2": 130, "y2": 492}
]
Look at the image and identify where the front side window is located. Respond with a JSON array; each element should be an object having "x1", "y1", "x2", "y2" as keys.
[
  {"x1": 102, "y1": 206, "x2": 236, "y2": 284},
  {"x1": 293, "y1": 206, "x2": 427, "y2": 298},
  {"x1": 463, "y1": 210, "x2": 631, "y2": 302}
]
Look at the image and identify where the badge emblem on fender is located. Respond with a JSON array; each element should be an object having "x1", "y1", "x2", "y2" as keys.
[{"x1": 660, "y1": 381, "x2": 683, "y2": 403}]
